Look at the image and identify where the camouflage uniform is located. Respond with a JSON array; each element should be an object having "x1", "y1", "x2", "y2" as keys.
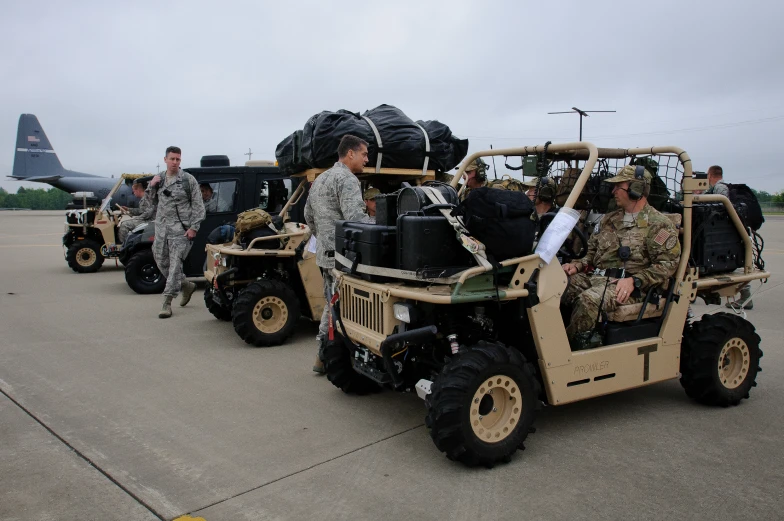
[
  {"x1": 564, "y1": 178, "x2": 680, "y2": 340},
  {"x1": 304, "y1": 161, "x2": 366, "y2": 343},
  {"x1": 147, "y1": 169, "x2": 205, "y2": 297},
  {"x1": 118, "y1": 191, "x2": 155, "y2": 243},
  {"x1": 705, "y1": 180, "x2": 730, "y2": 197},
  {"x1": 203, "y1": 195, "x2": 219, "y2": 213}
]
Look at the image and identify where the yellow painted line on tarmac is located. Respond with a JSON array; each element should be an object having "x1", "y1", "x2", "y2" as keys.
[{"x1": 173, "y1": 516, "x2": 207, "y2": 521}]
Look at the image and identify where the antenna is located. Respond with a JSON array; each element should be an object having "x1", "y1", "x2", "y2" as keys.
[
  {"x1": 547, "y1": 107, "x2": 616, "y2": 141},
  {"x1": 245, "y1": 148, "x2": 253, "y2": 161},
  {"x1": 156, "y1": 163, "x2": 160, "y2": 174}
]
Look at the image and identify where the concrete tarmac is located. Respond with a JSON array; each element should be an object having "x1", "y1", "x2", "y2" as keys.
[{"x1": 1, "y1": 211, "x2": 783, "y2": 521}]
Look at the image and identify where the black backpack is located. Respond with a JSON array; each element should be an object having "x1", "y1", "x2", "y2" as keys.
[
  {"x1": 452, "y1": 187, "x2": 536, "y2": 261},
  {"x1": 727, "y1": 183, "x2": 765, "y2": 231}
]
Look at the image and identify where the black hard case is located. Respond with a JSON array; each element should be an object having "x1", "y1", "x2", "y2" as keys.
[
  {"x1": 397, "y1": 214, "x2": 474, "y2": 274},
  {"x1": 691, "y1": 203, "x2": 745, "y2": 275},
  {"x1": 335, "y1": 220, "x2": 397, "y2": 281},
  {"x1": 374, "y1": 193, "x2": 399, "y2": 226}
]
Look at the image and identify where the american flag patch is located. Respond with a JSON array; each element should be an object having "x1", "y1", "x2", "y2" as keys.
[
  {"x1": 27, "y1": 135, "x2": 40, "y2": 142},
  {"x1": 653, "y1": 229, "x2": 670, "y2": 246}
]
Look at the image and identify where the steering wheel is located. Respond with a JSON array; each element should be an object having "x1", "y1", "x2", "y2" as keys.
[{"x1": 538, "y1": 212, "x2": 588, "y2": 263}]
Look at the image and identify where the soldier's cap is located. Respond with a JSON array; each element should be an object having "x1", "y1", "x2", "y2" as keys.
[
  {"x1": 459, "y1": 158, "x2": 489, "y2": 173},
  {"x1": 522, "y1": 177, "x2": 556, "y2": 188},
  {"x1": 363, "y1": 187, "x2": 381, "y2": 200},
  {"x1": 604, "y1": 165, "x2": 653, "y2": 184}
]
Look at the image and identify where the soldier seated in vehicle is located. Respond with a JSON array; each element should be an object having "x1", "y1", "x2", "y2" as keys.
[
  {"x1": 458, "y1": 158, "x2": 489, "y2": 201},
  {"x1": 117, "y1": 180, "x2": 155, "y2": 243},
  {"x1": 560, "y1": 165, "x2": 681, "y2": 350},
  {"x1": 363, "y1": 187, "x2": 380, "y2": 218},
  {"x1": 200, "y1": 183, "x2": 219, "y2": 213},
  {"x1": 522, "y1": 177, "x2": 557, "y2": 218}
]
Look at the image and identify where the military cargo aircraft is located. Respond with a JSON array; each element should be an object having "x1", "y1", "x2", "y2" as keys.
[{"x1": 9, "y1": 114, "x2": 140, "y2": 206}]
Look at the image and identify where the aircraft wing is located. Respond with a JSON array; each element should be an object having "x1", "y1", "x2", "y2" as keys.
[{"x1": 8, "y1": 175, "x2": 64, "y2": 183}]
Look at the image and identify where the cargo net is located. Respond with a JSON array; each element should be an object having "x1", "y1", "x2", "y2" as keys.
[{"x1": 527, "y1": 153, "x2": 685, "y2": 215}]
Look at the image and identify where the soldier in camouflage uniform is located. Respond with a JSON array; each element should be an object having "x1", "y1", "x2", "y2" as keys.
[
  {"x1": 363, "y1": 187, "x2": 380, "y2": 218},
  {"x1": 705, "y1": 165, "x2": 730, "y2": 197},
  {"x1": 562, "y1": 165, "x2": 681, "y2": 349},
  {"x1": 522, "y1": 177, "x2": 557, "y2": 217},
  {"x1": 458, "y1": 158, "x2": 489, "y2": 201},
  {"x1": 117, "y1": 180, "x2": 155, "y2": 243},
  {"x1": 147, "y1": 146, "x2": 205, "y2": 318},
  {"x1": 200, "y1": 183, "x2": 219, "y2": 213},
  {"x1": 304, "y1": 135, "x2": 369, "y2": 373}
]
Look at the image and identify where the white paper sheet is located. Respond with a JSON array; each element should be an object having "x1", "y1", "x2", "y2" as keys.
[
  {"x1": 306, "y1": 235, "x2": 317, "y2": 254},
  {"x1": 535, "y1": 208, "x2": 581, "y2": 264}
]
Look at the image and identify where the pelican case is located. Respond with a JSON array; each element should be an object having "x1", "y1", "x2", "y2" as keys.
[
  {"x1": 335, "y1": 221, "x2": 397, "y2": 281},
  {"x1": 374, "y1": 193, "x2": 399, "y2": 226},
  {"x1": 397, "y1": 215, "x2": 473, "y2": 276},
  {"x1": 691, "y1": 203, "x2": 745, "y2": 275}
]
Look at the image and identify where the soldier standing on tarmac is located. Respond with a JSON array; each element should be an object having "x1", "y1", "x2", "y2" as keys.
[
  {"x1": 705, "y1": 165, "x2": 730, "y2": 197},
  {"x1": 304, "y1": 135, "x2": 369, "y2": 374},
  {"x1": 147, "y1": 146, "x2": 205, "y2": 318},
  {"x1": 704, "y1": 165, "x2": 754, "y2": 309}
]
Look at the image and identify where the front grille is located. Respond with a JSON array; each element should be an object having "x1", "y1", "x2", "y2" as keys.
[{"x1": 341, "y1": 284, "x2": 384, "y2": 335}]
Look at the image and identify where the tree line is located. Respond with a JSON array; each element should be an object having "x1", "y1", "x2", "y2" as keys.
[
  {"x1": 0, "y1": 187, "x2": 73, "y2": 210},
  {"x1": 751, "y1": 189, "x2": 784, "y2": 204}
]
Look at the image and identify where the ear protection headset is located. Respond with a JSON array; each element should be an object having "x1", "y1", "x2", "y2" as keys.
[
  {"x1": 475, "y1": 159, "x2": 488, "y2": 182},
  {"x1": 627, "y1": 165, "x2": 648, "y2": 201},
  {"x1": 537, "y1": 176, "x2": 555, "y2": 202}
]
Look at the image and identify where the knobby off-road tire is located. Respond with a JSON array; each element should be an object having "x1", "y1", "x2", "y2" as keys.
[
  {"x1": 680, "y1": 312, "x2": 762, "y2": 406},
  {"x1": 66, "y1": 240, "x2": 104, "y2": 273},
  {"x1": 204, "y1": 284, "x2": 232, "y2": 321},
  {"x1": 232, "y1": 279, "x2": 300, "y2": 347},
  {"x1": 425, "y1": 341, "x2": 540, "y2": 467},
  {"x1": 323, "y1": 333, "x2": 380, "y2": 395},
  {"x1": 125, "y1": 249, "x2": 165, "y2": 294}
]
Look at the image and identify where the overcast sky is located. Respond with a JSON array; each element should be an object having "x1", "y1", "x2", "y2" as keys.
[{"x1": 2, "y1": 0, "x2": 783, "y2": 193}]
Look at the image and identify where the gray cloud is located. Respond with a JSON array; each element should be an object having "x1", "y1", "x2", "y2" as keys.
[{"x1": 2, "y1": 0, "x2": 783, "y2": 192}]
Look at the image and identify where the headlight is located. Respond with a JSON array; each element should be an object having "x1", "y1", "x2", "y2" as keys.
[{"x1": 393, "y1": 303, "x2": 414, "y2": 323}]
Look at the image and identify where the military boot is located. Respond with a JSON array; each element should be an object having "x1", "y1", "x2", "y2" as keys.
[
  {"x1": 159, "y1": 296, "x2": 173, "y2": 319},
  {"x1": 313, "y1": 338, "x2": 327, "y2": 375},
  {"x1": 180, "y1": 281, "x2": 196, "y2": 307},
  {"x1": 726, "y1": 284, "x2": 753, "y2": 310}
]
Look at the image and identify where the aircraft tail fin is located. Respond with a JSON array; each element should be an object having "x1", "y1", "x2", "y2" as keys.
[{"x1": 11, "y1": 114, "x2": 67, "y2": 179}]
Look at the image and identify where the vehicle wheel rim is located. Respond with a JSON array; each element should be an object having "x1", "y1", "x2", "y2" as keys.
[
  {"x1": 141, "y1": 263, "x2": 161, "y2": 284},
  {"x1": 76, "y1": 247, "x2": 96, "y2": 267},
  {"x1": 470, "y1": 374, "x2": 522, "y2": 443},
  {"x1": 252, "y1": 296, "x2": 288, "y2": 333},
  {"x1": 718, "y1": 338, "x2": 750, "y2": 390}
]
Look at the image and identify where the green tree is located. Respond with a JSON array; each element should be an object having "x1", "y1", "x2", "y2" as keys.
[{"x1": 0, "y1": 187, "x2": 73, "y2": 210}]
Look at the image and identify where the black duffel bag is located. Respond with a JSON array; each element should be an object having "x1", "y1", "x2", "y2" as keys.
[
  {"x1": 451, "y1": 187, "x2": 536, "y2": 262},
  {"x1": 275, "y1": 105, "x2": 469, "y2": 174}
]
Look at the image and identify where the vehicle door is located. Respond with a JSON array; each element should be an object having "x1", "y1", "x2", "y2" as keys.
[{"x1": 185, "y1": 176, "x2": 240, "y2": 276}]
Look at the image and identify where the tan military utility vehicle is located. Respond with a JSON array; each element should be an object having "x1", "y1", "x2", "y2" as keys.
[
  {"x1": 323, "y1": 143, "x2": 770, "y2": 467},
  {"x1": 204, "y1": 166, "x2": 436, "y2": 347},
  {"x1": 63, "y1": 173, "x2": 148, "y2": 273}
]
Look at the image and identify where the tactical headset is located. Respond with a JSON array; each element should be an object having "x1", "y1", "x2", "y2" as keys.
[
  {"x1": 627, "y1": 165, "x2": 649, "y2": 201},
  {"x1": 474, "y1": 159, "x2": 488, "y2": 182},
  {"x1": 537, "y1": 176, "x2": 556, "y2": 202}
]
